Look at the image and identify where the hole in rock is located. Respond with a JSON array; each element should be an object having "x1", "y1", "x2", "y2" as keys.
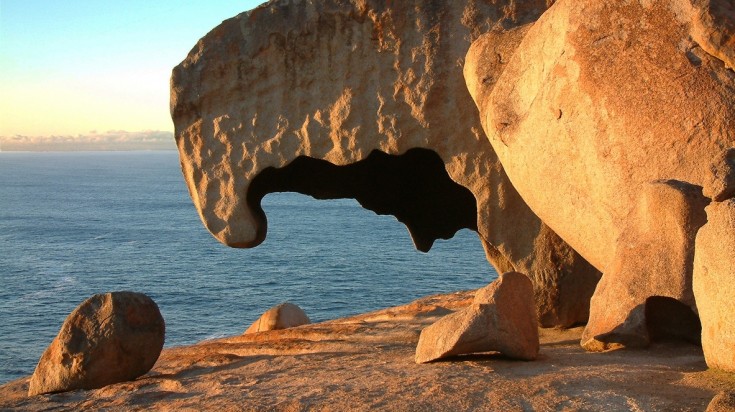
[
  {"x1": 250, "y1": 192, "x2": 493, "y2": 323},
  {"x1": 247, "y1": 148, "x2": 479, "y2": 252},
  {"x1": 645, "y1": 296, "x2": 701, "y2": 345}
]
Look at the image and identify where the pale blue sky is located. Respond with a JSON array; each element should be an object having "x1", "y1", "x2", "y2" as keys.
[{"x1": 0, "y1": 0, "x2": 262, "y2": 137}]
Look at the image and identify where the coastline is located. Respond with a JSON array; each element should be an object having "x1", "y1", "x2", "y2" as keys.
[{"x1": 1, "y1": 290, "x2": 731, "y2": 411}]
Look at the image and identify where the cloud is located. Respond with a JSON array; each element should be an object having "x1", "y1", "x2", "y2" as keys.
[{"x1": 0, "y1": 130, "x2": 176, "y2": 151}]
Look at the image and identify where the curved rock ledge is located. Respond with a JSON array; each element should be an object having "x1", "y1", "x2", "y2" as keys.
[{"x1": 171, "y1": 0, "x2": 600, "y2": 328}]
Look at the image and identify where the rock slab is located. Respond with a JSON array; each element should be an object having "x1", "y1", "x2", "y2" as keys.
[
  {"x1": 415, "y1": 272, "x2": 538, "y2": 363},
  {"x1": 245, "y1": 302, "x2": 310, "y2": 334},
  {"x1": 28, "y1": 292, "x2": 165, "y2": 396},
  {"x1": 694, "y1": 199, "x2": 735, "y2": 371}
]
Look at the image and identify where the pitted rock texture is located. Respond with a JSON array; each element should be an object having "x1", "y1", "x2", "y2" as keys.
[
  {"x1": 465, "y1": 0, "x2": 735, "y2": 350},
  {"x1": 466, "y1": 0, "x2": 735, "y2": 273},
  {"x1": 28, "y1": 292, "x2": 165, "y2": 396},
  {"x1": 415, "y1": 272, "x2": 539, "y2": 363},
  {"x1": 707, "y1": 391, "x2": 735, "y2": 412},
  {"x1": 245, "y1": 302, "x2": 311, "y2": 334},
  {"x1": 171, "y1": 0, "x2": 600, "y2": 328}
]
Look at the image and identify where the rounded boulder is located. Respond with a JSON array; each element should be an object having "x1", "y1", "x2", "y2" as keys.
[
  {"x1": 28, "y1": 292, "x2": 165, "y2": 396},
  {"x1": 245, "y1": 302, "x2": 310, "y2": 334}
]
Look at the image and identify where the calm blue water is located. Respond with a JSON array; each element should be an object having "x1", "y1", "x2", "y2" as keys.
[{"x1": 0, "y1": 151, "x2": 495, "y2": 384}]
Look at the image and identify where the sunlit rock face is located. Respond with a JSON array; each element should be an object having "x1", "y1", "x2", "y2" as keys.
[
  {"x1": 465, "y1": 0, "x2": 735, "y2": 356},
  {"x1": 171, "y1": 0, "x2": 601, "y2": 328},
  {"x1": 28, "y1": 292, "x2": 165, "y2": 396}
]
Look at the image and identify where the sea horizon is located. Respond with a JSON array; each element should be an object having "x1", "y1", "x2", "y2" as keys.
[{"x1": 0, "y1": 150, "x2": 495, "y2": 383}]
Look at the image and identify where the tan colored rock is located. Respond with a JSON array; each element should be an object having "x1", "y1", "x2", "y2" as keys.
[
  {"x1": 707, "y1": 391, "x2": 735, "y2": 412},
  {"x1": 465, "y1": 0, "x2": 734, "y2": 348},
  {"x1": 415, "y1": 272, "x2": 538, "y2": 363},
  {"x1": 703, "y1": 149, "x2": 735, "y2": 202},
  {"x1": 581, "y1": 181, "x2": 706, "y2": 351},
  {"x1": 28, "y1": 292, "x2": 165, "y2": 396},
  {"x1": 245, "y1": 302, "x2": 310, "y2": 334},
  {"x1": 694, "y1": 199, "x2": 735, "y2": 371},
  {"x1": 689, "y1": 0, "x2": 735, "y2": 71},
  {"x1": 171, "y1": 0, "x2": 600, "y2": 328}
]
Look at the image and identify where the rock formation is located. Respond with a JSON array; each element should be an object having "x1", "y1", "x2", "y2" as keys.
[
  {"x1": 245, "y1": 302, "x2": 310, "y2": 334},
  {"x1": 171, "y1": 0, "x2": 600, "y2": 328},
  {"x1": 581, "y1": 181, "x2": 707, "y2": 350},
  {"x1": 28, "y1": 292, "x2": 165, "y2": 396},
  {"x1": 694, "y1": 199, "x2": 735, "y2": 371},
  {"x1": 465, "y1": 0, "x2": 734, "y2": 354},
  {"x1": 415, "y1": 272, "x2": 539, "y2": 363}
]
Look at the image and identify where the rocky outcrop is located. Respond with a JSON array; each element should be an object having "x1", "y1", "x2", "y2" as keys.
[
  {"x1": 28, "y1": 292, "x2": 165, "y2": 396},
  {"x1": 245, "y1": 302, "x2": 310, "y2": 334},
  {"x1": 1, "y1": 291, "x2": 726, "y2": 411},
  {"x1": 415, "y1": 272, "x2": 538, "y2": 363},
  {"x1": 171, "y1": 0, "x2": 600, "y2": 328},
  {"x1": 694, "y1": 200, "x2": 735, "y2": 371},
  {"x1": 465, "y1": 0, "x2": 735, "y2": 350}
]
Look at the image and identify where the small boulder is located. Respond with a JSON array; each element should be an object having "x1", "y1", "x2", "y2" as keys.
[
  {"x1": 28, "y1": 292, "x2": 165, "y2": 396},
  {"x1": 245, "y1": 302, "x2": 310, "y2": 334},
  {"x1": 415, "y1": 272, "x2": 539, "y2": 363}
]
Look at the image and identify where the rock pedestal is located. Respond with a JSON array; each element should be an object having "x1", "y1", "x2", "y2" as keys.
[
  {"x1": 28, "y1": 292, "x2": 165, "y2": 396},
  {"x1": 580, "y1": 181, "x2": 706, "y2": 351}
]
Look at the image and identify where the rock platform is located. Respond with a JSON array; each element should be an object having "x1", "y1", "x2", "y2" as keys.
[{"x1": 2, "y1": 291, "x2": 731, "y2": 411}]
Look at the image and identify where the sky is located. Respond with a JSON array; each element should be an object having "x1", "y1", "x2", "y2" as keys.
[{"x1": 0, "y1": 0, "x2": 263, "y2": 147}]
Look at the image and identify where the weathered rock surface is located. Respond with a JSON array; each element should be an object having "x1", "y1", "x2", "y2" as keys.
[
  {"x1": 465, "y1": 0, "x2": 735, "y2": 349},
  {"x1": 245, "y1": 302, "x2": 310, "y2": 334},
  {"x1": 581, "y1": 181, "x2": 706, "y2": 351},
  {"x1": 694, "y1": 199, "x2": 735, "y2": 371},
  {"x1": 2, "y1": 291, "x2": 729, "y2": 411},
  {"x1": 415, "y1": 272, "x2": 538, "y2": 363},
  {"x1": 707, "y1": 391, "x2": 735, "y2": 412},
  {"x1": 171, "y1": 0, "x2": 600, "y2": 328},
  {"x1": 28, "y1": 292, "x2": 165, "y2": 396}
]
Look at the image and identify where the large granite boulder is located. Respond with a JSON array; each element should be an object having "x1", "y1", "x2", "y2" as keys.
[
  {"x1": 245, "y1": 302, "x2": 311, "y2": 334},
  {"x1": 28, "y1": 292, "x2": 165, "y2": 396},
  {"x1": 171, "y1": 0, "x2": 600, "y2": 328},
  {"x1": 465, "y1": 0, "x2": 735, "y2": 351},
  {"x1": 415, "y1": 271, "x2": 539, "y2": 363}
]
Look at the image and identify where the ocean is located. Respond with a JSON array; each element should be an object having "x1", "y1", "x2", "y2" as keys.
[{"x1": 0, "y1": 151, "x2": 496, "y2": 384}]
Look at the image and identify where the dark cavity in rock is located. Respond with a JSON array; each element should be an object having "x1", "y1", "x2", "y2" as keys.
[{"x1": 247, "y1": 148, "x2": 478, "y2": 252}]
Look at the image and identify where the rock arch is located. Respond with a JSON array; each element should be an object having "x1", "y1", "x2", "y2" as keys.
[
  {"x1": 247, "y1": 148, "x2": 478, "y2": 252},
  {"x1": 171, "y1": 0, "x2": 601, "y2": 327}
]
